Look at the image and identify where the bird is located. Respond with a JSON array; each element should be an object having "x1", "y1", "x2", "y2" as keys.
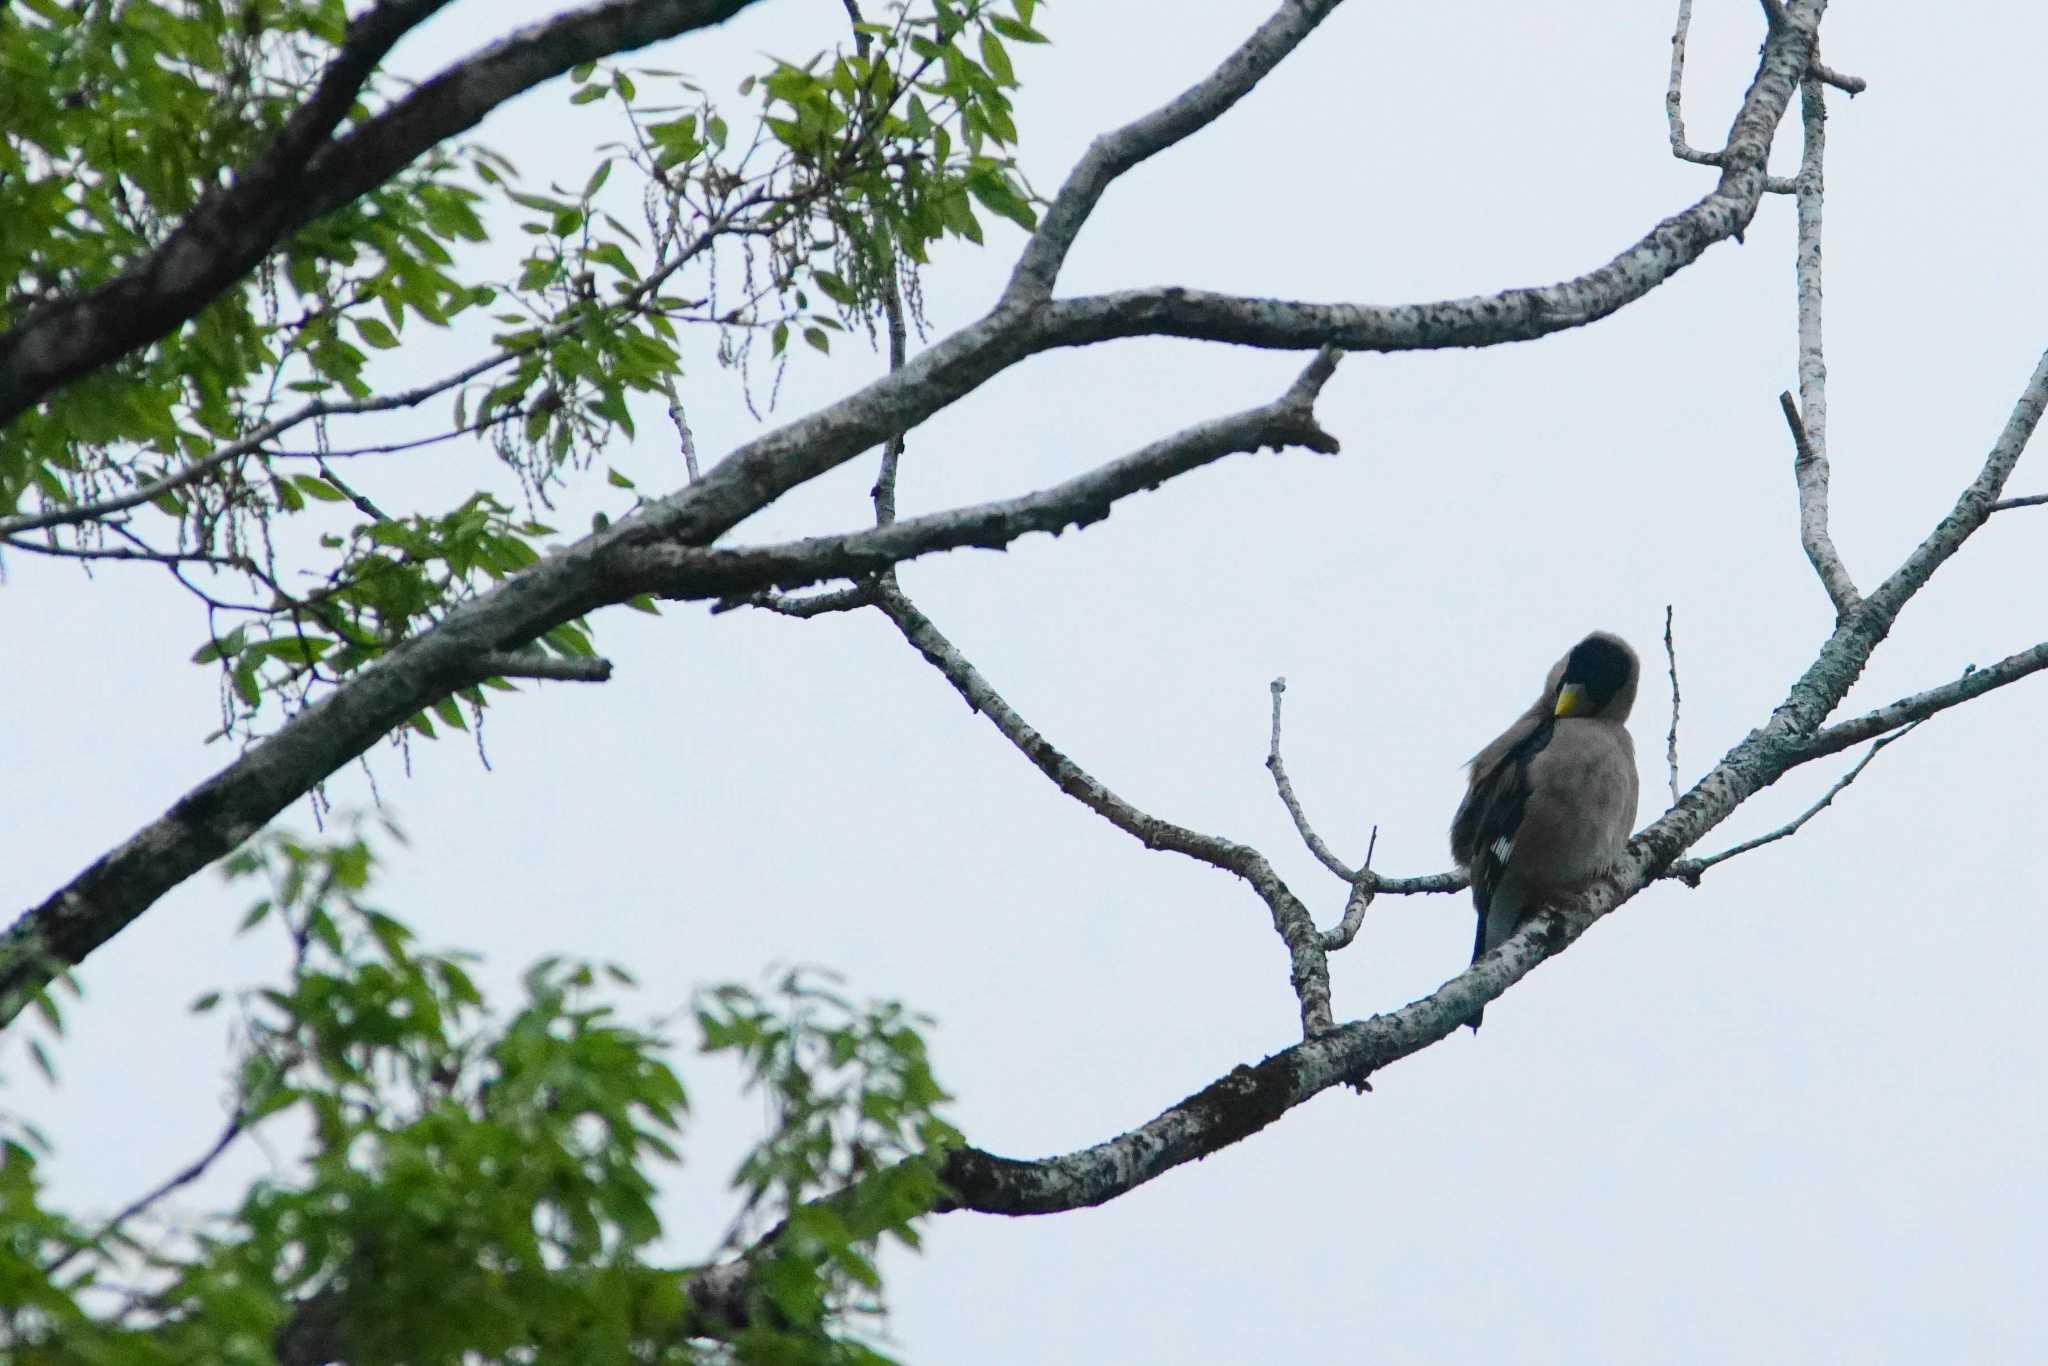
[{"x1": 1448, "y1": 631, "x2": 1640, "y2": 1030}]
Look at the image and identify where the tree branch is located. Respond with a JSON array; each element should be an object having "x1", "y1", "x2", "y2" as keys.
[
  {"x1": 469, "y1": 652, "x2": 614, "y2": 683},
  {"x1": 623, "y1": 349, "x2": 1343, "y2": 602},
  {"x1": 1003, "y1": 0, "x2": 1345, "y2": 303},
  {"x1": 1669, "y1": 720, "x2": 1922, "y2": 886},
  {"x1": 1264, "y1": 677, "x2": 1356, "y2": 882},
  {"x1": 869, "y1": 579, "x2": 1336, "y2": 1039},
  {"x1": 1785, "y1": 74, "x2": 1860, "y2": 617},
  {"x1": 0, "y1": 0, "x2": 1832, "y2": 1031},
  {"x1": 0, "y1": 0, "x2": 768, "y2": 426},
  {"x1": 1801, "y1": 645, "x2": 2048, "y2": 761},
  {"x1": 1663, "y1": 603, "x2": 1683, "y2": 807},
  {"x1": 1665, "y1": 0, "x2": 1799, "y2": 193}
]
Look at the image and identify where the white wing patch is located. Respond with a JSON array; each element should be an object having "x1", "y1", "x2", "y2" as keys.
[{"x1": 1489, "y1": 835, "x2": 1514, "y2": 867}]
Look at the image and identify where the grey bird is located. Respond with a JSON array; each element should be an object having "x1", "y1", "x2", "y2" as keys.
[{"x1": 1448, "y1": 631, "x2": 1640, "y2": 1030}]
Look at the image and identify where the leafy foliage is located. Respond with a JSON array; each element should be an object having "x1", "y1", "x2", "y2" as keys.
[
  {"x1": 1, "y1": 0, "x2": 1045, "y2": 752},
  {"x1": 0, "y1": 829, "x2": 957, "y2": 1363}
]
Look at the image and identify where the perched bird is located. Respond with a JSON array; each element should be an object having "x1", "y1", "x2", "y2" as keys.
[{"x1": 1449, "y1": 631, "x2": 1640, "y2": 1030}]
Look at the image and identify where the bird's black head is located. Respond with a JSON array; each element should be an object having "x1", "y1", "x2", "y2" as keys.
[{"x1": 1553, "y1": 633, "x2": 1637, "y2": 719}]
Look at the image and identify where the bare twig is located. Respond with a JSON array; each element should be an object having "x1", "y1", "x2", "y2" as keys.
[
  {"x1": 1670, "y1": 719, "x2": 1923, "y2": 885},
  {"x1": 1990, "y1": 492, "x2": 2048, "y2": 512},
  {"x1": 1264, "y1": 678, "x2": 1354, "y2": 882},
  {"x1": 870, "y1": 268, "x2": 908, "y2": 527},
  {"x1": 1808, "y1": 59, "x2": 1865, "y2": 95},
  {"x1": 1803, "y1": 646, "x2": 2048, "y2": 760},
  {"x1": 1663, "y1": 604, "x2": 1682, "y2": 807},
  {"x1": 669, "y1": 404, "x2": 700, "y2": 483},
  {"x1": 743, "y1": 584, "x2": 876, "y2": 619},
  {"x1": 1322, "y1": 828, "x2": 1378, "y2": 952}
]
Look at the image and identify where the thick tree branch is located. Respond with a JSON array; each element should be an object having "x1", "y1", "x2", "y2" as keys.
[{"x1": 0, "y1": 0, "x2": 767, "y2": 427}]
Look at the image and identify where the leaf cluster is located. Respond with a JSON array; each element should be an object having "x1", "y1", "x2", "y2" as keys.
[{"x1": 0, "y1": 828, "x2": 956, "y2": 1364}]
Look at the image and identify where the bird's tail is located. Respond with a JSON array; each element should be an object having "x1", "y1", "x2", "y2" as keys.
[{"x1": 1465, "y1": 908, "x2": 1489, "y2": 1031}]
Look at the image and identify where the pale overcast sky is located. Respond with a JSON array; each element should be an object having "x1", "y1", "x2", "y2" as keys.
[{"x1": 6, "y1": 3, "x2": 2046, "y2": 1362}]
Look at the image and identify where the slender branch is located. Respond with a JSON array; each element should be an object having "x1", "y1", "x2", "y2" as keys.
[
  {"x1": 1990, "y1": 492, "x2": 2048, "y2": 512},
  {"x1": 1, "y1": 349, "x2": 522, "y2": 538},
  {"x1": 1785, "y1": 72, "x2": 1860, "y2": 617},
  {"x1": 626, "y1": 350, "x2": 1343, "y2": 603},
  {"x1": 1322, "y1": 829, "x2": 1377, "y2": 952},
  {"x1": 742, "y1": 584, "x2": 876, "y2": 619},
  {"x1": 1004, "y1": 0, "x2": 1345, "y2": 302},
  {"x1": 1802, "y1": 646, "x2": 2048, "y2": 761},
  {"x1": 1663, "y1": 603, "x2": 1682, "y2": 807},
  {"x1": 1264, "y1": 677, "x2": 1354, "y2": 882},
  {"x1": 870, "y1": 266, "x2": 908, "y2": 526},
  {"x1": 869, "y1": 581, "x2": 1335, "y2": 1038},
  {"x1": 669, "y1": 404, "x2": 701, "y2": 483},
  {"x1": 1, "y1": 537, "x2": 253, "y2": 570},
  {"x1": 45, "y1": 1105, "x2": 249, "y2": 1279},
  {"x1": 1670, "y1": 720, "x2": 1922, "y2": 885},
  {"x1": 1854, "y1": 347, "x2": 2048, "y2": 627}
]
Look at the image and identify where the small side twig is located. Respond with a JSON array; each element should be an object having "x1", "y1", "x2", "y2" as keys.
[
  {"x1": 470, "y1": 651, "x2": 614, "y2": 683},
  {"x1": 45, "y1": 1105, "x2": 249, "y2": 1278},
  {"x1": 1990, "y1": 492, "x2": 2048, "y2": 513},
  {"x1": 1663, "y1": 604, "x2": 1682, "y2": 808},
  {"x1": 1666, "y1": 0, "x2": 1798, "y2": 193},
  {"x1": 1322, "y1": 828, "x2": 1378, "y2": 952},
  {"x1": 669, "y1": 403, "x2": 700, "y2": 482},
  {"x1": 1669, "y1": 718, "x2": 1924, "y2": 886}
]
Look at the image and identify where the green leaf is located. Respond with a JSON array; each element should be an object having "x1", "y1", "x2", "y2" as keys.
[
  {"x1": 293, "y1": 474, "x2": 350, "y2": 503},
  {"x1": 354, "y1": 316, "x2": 400, "y2": 349}
]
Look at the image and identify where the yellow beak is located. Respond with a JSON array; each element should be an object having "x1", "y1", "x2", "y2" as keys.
[{"x1": 1554, "y1": 682, "x2": 1589, "y2": 718}]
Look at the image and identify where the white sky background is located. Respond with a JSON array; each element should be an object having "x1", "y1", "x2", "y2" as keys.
[{"x1": 6, "y1": 2, "x2": 2047, "y2": 1361}]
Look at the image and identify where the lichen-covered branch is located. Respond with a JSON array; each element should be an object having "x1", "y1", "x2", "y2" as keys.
[
  {"x1": 1786, "y1": 75, "x2": 1861, "y2": 618},
  {"x1": 1670, "y1": 720, "x2": 1923, "y2": 886},
  {"x1": 621, "y1": 349, "x2": 1344, "y2": 603},
  {"x1": 1665, "y1": 0, "x2": 1799, "y2": 193}
]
